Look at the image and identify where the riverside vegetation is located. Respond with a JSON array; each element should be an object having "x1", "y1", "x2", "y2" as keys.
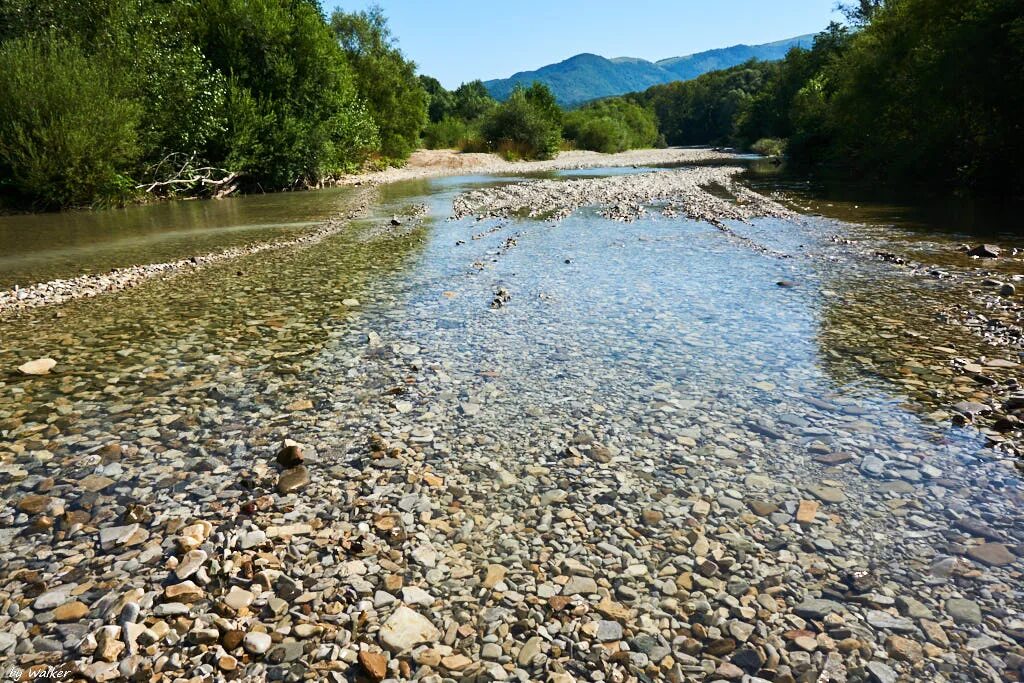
[{"x1": 5, "y1": 0, "x2": 1019, "y2": 210}]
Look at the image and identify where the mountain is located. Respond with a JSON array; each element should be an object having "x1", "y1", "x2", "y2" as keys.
[{"x1": 483, "y1": 35, "x2": 814, "y2": 106}]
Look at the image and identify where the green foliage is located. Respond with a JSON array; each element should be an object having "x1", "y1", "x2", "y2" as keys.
[
  {"x1": 564, "y1": 100, "x2": 659, "y2": 153},
  {"x1": 0, "y1": 35, "x2": 141, "y2": 208},
  {"x1": 629, "y1": 60, "x2": 777, "y2": 145},
  {"x1": 481, "y1": 84, "x2": 562, "y2": 160},
  {"x1": 0, "y1": 0, "x2": 426, "y2": 209},
  {"x1": 331, "y1": 6, "x2": 427, "y2": 160},
  {"x1": 824, "y1": 0, "x2": 1024, "y2": 192},
  {"x1": 750, "y1": 138, "x2": 787, "y2": 156},
  {"x1": 422, "y1": 117, "x2": 475, "y2": 149}
]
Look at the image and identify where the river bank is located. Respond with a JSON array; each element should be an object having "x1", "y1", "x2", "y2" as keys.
[{"x1": 0, "y1": 161, "x2": 1021, "y2": 683}]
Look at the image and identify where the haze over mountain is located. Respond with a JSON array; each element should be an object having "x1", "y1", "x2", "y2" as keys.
[{"x1": 483, "y1": 35, "x2": 814, "y2": 106}]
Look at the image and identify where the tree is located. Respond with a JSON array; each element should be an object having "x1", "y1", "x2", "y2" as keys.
[
  {"x1": 180, "y1": 0, "x2": 378, "y2": 187},
  {"x1": 331, "y1": 6, "x2": 427, "y2": 160}
]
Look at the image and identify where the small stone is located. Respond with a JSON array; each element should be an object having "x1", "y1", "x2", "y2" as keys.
[
  {"x1": 276, "y1": 440, "x2": 304, "y2": 468},
  {"x1": 164, "y1": 581, "x2": 204, "y2": 603},
  {"x1": 796, "y1": 499, "x2": 820, "y2": 524},
  {"x1": 224, "y1": 586, "x2": 254, "y2": 611},
  {"x1": 563, "y1": 576, "x2": 598, "y2": 595},
  {"x1": 595, "y1": 620, "x2": 623, "y2": 642},
  {"x1": 794, "y1": 598, "x2": 846, "y2": 620},
  {"x1": 277, "y1": 465, "x2": 309, "y2": 494},
  {"x1": 885, "y1": 635, "x2": 923, "y2": 663},
  {"x1": 359, "y1": 651, "x2": 388, "y2": 681},
  {"x1": 243, "y1": 632, "x2": 273, "y2": 655},
  {"x1": 518, "y1": 636, "x2": 542, "y2": 666},
  {"x1": 174, "y1": 549, "x2": 207, "y2": 580},
  {"x1": 967, "y1": 244, "x2": 1001, "y2": 258},
  {"x1": 807, "y1": 484, "x2": 846, "y2": 503},
  {"x1": 866, "y1": 661, "x2": 898, "y2": 683},
  {"x1": 441, "y1": 654, "x2": 472, "y2": 670},
  {"x1": 483, "y1": 564, "x2": 507, "y2": 589},
  {"x1": 17, "y1": 494, "x2": 51, "y2": 514},
  {"x1": 53, "y1": 601, "x2": 88, "y2": 622},
  {"x1": 945, "y1": 598, "x2": 982, "y2": 624},
  {"x1": 95, "y1": 626, "x2": 125, "y2": 662},
  {"x1": 641, "y1": 509, "x2": 664, "y2": 524}
]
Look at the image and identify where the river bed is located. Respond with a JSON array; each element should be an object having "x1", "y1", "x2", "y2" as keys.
[{"x1": 0, "y1": 163, "x2": 1021, "y2": 682}]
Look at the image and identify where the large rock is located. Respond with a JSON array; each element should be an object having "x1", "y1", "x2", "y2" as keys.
[
  {"x1": 18, "y1": 358, "x2": 57, "y2": 375},
  {"x1": 946, "y1": 598, "x2": 982, "y2": 624},
  {"x1": 967, "y1": 244, "x2": 1001, "y2": 258},
  {"x1": 379, "y1": 606, "x2": 440, "y2": 652},
  {"x1": 794, "y1": 598, "x2": 846, "y2": 620},
  {"x1": 966, "y1": 542, "x2": 1016, "y2": 566}
]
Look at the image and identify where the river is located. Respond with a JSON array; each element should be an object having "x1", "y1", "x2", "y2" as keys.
[{"x1": 0, "y1": 159, "x2": 1020, "y2": 681}]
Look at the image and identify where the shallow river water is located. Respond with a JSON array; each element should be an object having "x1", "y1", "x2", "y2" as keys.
[{"x1": 0, "y1": 165, "x2": 1021, "y2": 682}]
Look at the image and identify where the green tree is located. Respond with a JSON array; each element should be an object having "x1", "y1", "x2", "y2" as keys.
[
  {"x1": 331, "y1": 6, "x2": 427, "y2": 160},
  {"x1": 180, "y1": 0, "x2": 378, "y2": 187},
  {"x1": 481, "y1": 84, "x2": 562, "y2": 160},
  {"x1": 0, "y1": 35, "x2": 141, "y2": 208},
  {"x1": 564, "y1": 99, "x2": 659, "y2": 153}
]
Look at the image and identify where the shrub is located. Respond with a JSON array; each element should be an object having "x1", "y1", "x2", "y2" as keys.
[
  {"x1": 750, "y1": 138, "x2": 787, "y2": 156},
  {"x1": 563, "y1": 100, "x2": 659, "y2": 153},
  {"x1": 480, "y1": 85, "x2": 562, "y2": 160},
  {"x1": 0, "y1": 35, "x2": 141, "y2": 208},
  {"x1": 423, "y1": 117, "x2": 472, "y2": 149}
]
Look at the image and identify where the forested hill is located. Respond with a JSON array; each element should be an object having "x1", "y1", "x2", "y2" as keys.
[{"x1": 483, "y1": 35, "x2": 813, "y2": 106}]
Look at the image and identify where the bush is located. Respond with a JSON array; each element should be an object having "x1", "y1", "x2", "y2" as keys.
[
  {"x1": 423, "y1": 117, "x2": 473, "y2": 149},
  {"x1": 564, "y1": 100, "x2": 659, "y2": 153},
  {"x1": 750, "y1": 138, "x2": 787, "y2": 156},
  {"x1": 0, "y1": 35, "x2": 141, "y2": 208},
  {"x1": 481, "y1": 85, "x2": 562, "y2": 160},
  {"x1": 181, "y1": 0, "x2": 379, "y2": 187}
]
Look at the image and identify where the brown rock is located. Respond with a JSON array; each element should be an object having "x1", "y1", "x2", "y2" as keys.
[
  {"x1": 482, "y1": 564, "x2": 507, "y2": 589},
  {"x1": 441, "y1": 654, "x2": 472, "y2": 670},
  {"x1": 796, "y1": 499, "x2": 820, "y2": 524},
  {"x1": 17, "y1": 495, "x2": 50, "y2": 515},
  {"x1": 920, "y1": 620, "x2": 948, "y2": 646},
  {"x1": 277, "y1": 465, "x2": 310, "y2": 494},
  {"x1": 641, "y1": 509, "x2": 664, "y2": 524},
  {"x1": 705, "y1": 638, "x2": 736, "y2": 656},
  {"x1": 359, "y1": 651, "x2": 388, "y2": 681},
  {"x1": 164, "y1": 581, "x2": 204, "y2": 603},
  {"x1": 749, "y1": 500, "x2": 778, "y2": 516},
  {"x1": 53, "y1": 600, "x2": 88, "y2": 622},
  {"x1": 885, "y1": 635, "x2": 923, "y2": 663},
  {"x1": 276, "y1": 442, "x2": 303, "y2": 468},
  {"x1": 966, "y1": 542, "x2": 1016, "y2": 566},
  {"x1": 222, "y1": 630, "x2": 245, "y2": 650}
]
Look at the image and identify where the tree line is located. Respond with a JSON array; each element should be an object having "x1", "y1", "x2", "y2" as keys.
[
  {"x1": 0, "y1": 0, "x2": 660, "y2": 211},
  {"x1": 619, "y1": 0, "x2": 1023, "y2": 196},
  {"x1": 0, "y1": 1, "x2": 428, "y2": 209},
  {"x1": 2, "y1": 0, "x2": 1017, "y2": 210}
]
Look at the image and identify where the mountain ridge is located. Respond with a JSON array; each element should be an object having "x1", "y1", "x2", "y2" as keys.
[{"x1": 483, "y1": 34, "x2": 814, "y2": 106}]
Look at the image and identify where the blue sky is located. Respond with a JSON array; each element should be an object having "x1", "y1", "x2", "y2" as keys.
[{"x1": 329, "y1": 1, "x2": 844, "y2": 88}]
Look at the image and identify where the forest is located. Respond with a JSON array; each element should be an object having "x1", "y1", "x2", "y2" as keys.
[
  {"x1": 1, "y1": 0, "x2": 1020, "y2": 210},
  {"x1": 621, "y1": 0, "x2": 1024, "y2": 196}
]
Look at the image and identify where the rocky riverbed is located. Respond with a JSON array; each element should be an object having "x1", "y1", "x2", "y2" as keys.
[{"x1": 0, "y1": 165, "x2": 1021, "y2": 683}]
